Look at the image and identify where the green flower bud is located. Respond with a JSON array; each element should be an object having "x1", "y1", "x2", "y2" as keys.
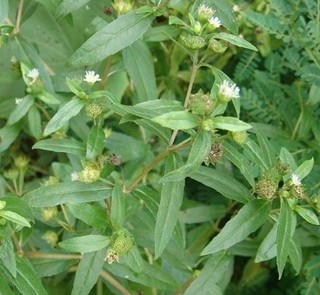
[
  {"x1": 189, "y1": 90, "x2": 214, "y2": 116},
  {"x1": 111, "y1": 229, "x2": 134, "y2": 255},
  {"x1": 208, "y1": 38, "x2": 228, "y2": 53},
  {"x1": 85, "y1": 102, "x2": 103, "y2": 118},
  {"x1": 79, "y1": 162, "x2": 100, "y2": 183},
  {"x1": 197, "y1": 4, "x2": 214, "y2": 22},
  {"x1": 204, "y1": 143, "x2": 223, "y2": 165},
  {"x1": 0, "y1": 218, "x2": 6, "y2": 226},
  {"x1": 193, "y1": 21, "x2": 202, "y2": 34},
  {"x1": 113, "y1": 0, "x2": 132, "y2": 15},
  {"x1": 43, "y1": 176, "x2": 59, "y2": 186},
  {"x1": 262, "y1": 167, "x2": 282, "y2": 184},
  {"x1": 230, "y1": 131, "x2": 247, "y2": 145},
  {"x1": 42, "y1": 230, "x2": 58, "y2": 247},
  {"x1": 255, "y1": 178, "x2": 277, "y2": 199},
  {"x1": 3, "y1": 168, "x2": 19, "y2": 180},
  {"x1": 0, "y1": 201, "x2": 6, "y2": 210},
  {"x1": 181, "y1": 34, "x2": 206, "y2": 50},
  {"x1": 41, "y1": 207, "x2": 58, "y2": 221},
  {"x1": 14, "y1": 155, "x2": 30, "y2": 170}
]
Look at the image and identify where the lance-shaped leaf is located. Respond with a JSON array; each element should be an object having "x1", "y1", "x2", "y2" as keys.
[
  {"x1": 56, "y1": 0, "x2": 90, "y2": 17},
  {"x1": 59, "y1": 235, "x2": 109, "y2": 253},
  {"x1": 255, "y1": 223, "x2": 277, "y2": 263},
  {"x1": 276, "y1": 198, "x2": 296, "y2": 279},
  {"x1": 0, "y1": 211, "x2": 31, "y2": 227},
  {"x1": 294, "y1": 206, "x2": 319, "y2": 225},
  {"x1": 289, "y1": 235, "x2": 302, "y2": 274},
  {"x1": 7, "y1": 95, "x2": 35, "y2": 125},
  {"x1": 71, "y1": 248, "x2": 107, "y2": 295},
  {"x1": 152, "y1": 111, "x2": 199, "y2": 130},
  {"x1": 154, "y1": 153, "x2": 185, "y2": 258},
  {"x1": 86, "y1": 126, "x2": 105, "y2": 160},
  {"x1": 201, "y1": 199, "x2": 271, "y2": 255},
  {"x1": 71, "y1": 12, "x2": 154, "y2": 67},
  {"x1": 33, "y1": 138, "x2": 86, "y2": 156},
  {"x1": 44, "y1": 98, "x2": 85, "y2": 136},
  {"x1": 123, "y1": 40, "x2": 157, "y2": 101},
  {"x1": 23, "y1": 182, "x2": 112, "y2": 207},
  {"x1": 211, "y1": 116, "x2": 252, "y2": 132},
  {"x1": 211, "y1": 32, "x2": 258, "y2": 51},
  {"x1": 110, "y1": 182, "x2": 126, "y2": 230},
  {"x1": 293, "y1": 158, "x2": 314, "y2": 180},
  {"x1": 161, "y1": 130, "x2": 212, "y2": 182}
]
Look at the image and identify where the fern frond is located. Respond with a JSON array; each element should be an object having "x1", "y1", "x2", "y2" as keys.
[{"x1": 234, "y1": 51, "x2": 261, "y2": 83}]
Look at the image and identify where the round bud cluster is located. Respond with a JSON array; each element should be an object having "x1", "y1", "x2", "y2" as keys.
[
  {"x1": 255, "y1": 178, "x2": 277, "y2": 200},
  {"x1": 85, "y1": 102, "x2": 103, "y2": 118},
  {"x1": 180, "y1": 34, "x2": 206, "y2": 50},
  {"x1": 14, "y1": 155, "x2": 30, "y2": 170},
  {"x1": 41, "y1": 207, "x2": 58, "y2": 222},
  {"x1": 113, "y1": 0, "x2": 132, "y2": 15},
  {"x1": 189, "y1": 91, "x2": 214, "y2": 116},
  {"x1": 208, "y1": 38, "x2": 228, "y2": 53},
  {"x1": 230, "y1": 131, "x2": 247, "y2": 145},
  {"x1": 42, "y1": 230, "x2": 58, "y2": 247},
  {"x1": 0, "y1": 201, "x2": 7, "y2": 210},
  {"x1": 204, "y1": 142, "x2": 223, "y2": 165},
  {"x1": 79, "y1": 162, "x2": 100, "y2": 183},
  {"x1": 111, "y1": 229, "x2": 134, "y2": 255},
  {"x1": 3, "y1": 168, "x2": 19, "y2": 180}
]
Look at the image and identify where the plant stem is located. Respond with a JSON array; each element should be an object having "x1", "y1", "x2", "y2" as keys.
[
  {"x1": 168, "y1": 50, "x2": 199, "y2": 147},
  {"x1": 24, "y1": 251, "x2": 81, "y2": 260},
  {"x1": 13, "y1": 0, "x2": 24, "y2": 35},
  {"x1": 99, "y1": 270, "x2": 131, "y2": 295}
]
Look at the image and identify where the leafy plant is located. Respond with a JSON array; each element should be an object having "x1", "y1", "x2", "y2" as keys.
[{"x1": 0, "y1": 0, "x2": 319, "y2": 294}]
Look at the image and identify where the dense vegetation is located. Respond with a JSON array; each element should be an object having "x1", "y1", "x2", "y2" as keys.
[{"x1": 0, "y1": 0, "x2": 319, "y2": 294}]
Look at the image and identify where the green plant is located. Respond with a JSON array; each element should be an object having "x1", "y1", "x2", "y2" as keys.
[{"x1": 0, "y1": 0, "x2": 319, "y2": 294}]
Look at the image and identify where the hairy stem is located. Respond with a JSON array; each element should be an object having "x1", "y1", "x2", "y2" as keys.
[
  {"x1": 13, "y1": 0, "x2": 24, "y2": 35},
  {"x1": 99, "y1": 270, "x2": 131, "y2": 295}
]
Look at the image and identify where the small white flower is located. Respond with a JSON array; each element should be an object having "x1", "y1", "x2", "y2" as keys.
[
  {"x1": 290, "y1": 173, "x2": 301, "y2": 186},
  {"x1": 208, "y1": 16, "x2": 221, "y2": 29},
  {"x1": 83, "y1": 70, "x2": 101, "y2": 84},
  {"x1": 232, "y1": 4, "x2": 240, "y2": 12},
  {"x1": 71, "y1": 172, "x2": 79, "y2": 181},
  {"x1": 198, "y1": 4, "x2": 215, "y2": 20},
  {"x1": 218, "y1": 80, "x2": 240, "y2": 99},
  {"x1": 27, "y1": 68, "x2": 39, "y2": 83},
  {"x1": 15, "y1": 98, "x2": 23, "y2": 105},
  {"x1": 10, "y1": 56, "x2": 17, "y2": 63}
]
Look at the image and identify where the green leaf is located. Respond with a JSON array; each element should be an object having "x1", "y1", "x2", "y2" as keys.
[
  {"x1": 67, "y1": 203, "x2": 109, "y2": 230},
  {"x1": 71, "y1": 248, "x2": 106, "y2": 295},
  {"x1": 123, "y1": 40, "x2": 157, "y2": 101},
  {"x1": 201, "y1": 199, "x2": 271, "y2": 255},
  {"x1": 43, "y1": 98, "x2": 85, "y2": 136},
  {"x1": 132, "y1": 185, "x2": 160, "y2": 218},
  {"x1": 59, "y1": 235, "x2": 109, "y2": 253},
  {"x1": 223, "y1": 141, "x2": 255, "y2": 187},
  {"x1": 255, "y1": 223, "x2": 277, "y2": 263},
  {"x1": 33, "y1": 138, "x2": 86, "y2": 156},
  {"x1": 12, "y1": 256, "x2": 48, "y2": 295},
  {"x1": 152, "y1": 111, "x2": 199, "y2": 130},
  {"x1": 294, "y1": 158, "x2": 314, "y2": 180},
  {"x1": 154, "y1": 153, "x2": 185, "y2": 258},
  {"x1": 106, "y1": 261, "x2": 177, "y2": 290},
  {"x1": 180, "y1": 205, "x2": 226, "y2": 224},
  {"x1": 56, "y1": 0, "x2": 91, "y2": 17},
  {"x1": 32, "y1": 259, "x2": 75, "y2": 278},
  {"x1": 0, "y1": 196, "x2": 34, "y2": 222},
  {"x1": 244, "y1": 139, "x2": 270, "y2": 170},
  {"x1": 0, "y1": 211, "x2": 31, "y2": 227},
  {"x1": 71, "y1": 12, "x2": 154, "y2": 67},
  {"x1": 122, "y1": 246, "x2": 144, "y2": 273},
  {"x1": 289, "y1": 235, "x2": 302, "y2": 274},
  {"x1": 211, "y1": 116, "x2": 252, "y2": 132},
  {"x1": 7, "y1": 95, "x2": 35, "y2": 125},
  {"x1": 276, "y1": 198, "x2": 296, "y2": 279},
  {"x1": 0, "y1": 0, "x2": 9, "y2": 22},
  {"x1": 190, "y1": 166, "x2": 254, "y2": 204},
  {"x1": 0, "y1": 273, "x2": 15, "y2": 295},
  {"x1": 161, "y1": 130, "x2": 212, "y2": 182},
  {"x1": 86, "y1": 126, "x2": 105, "y2": 160},
  {"x1": 0, "y1": 226, "x2": 17, "y2": 277},
  {"x1": 0, "y1": 123, "x2": 21, "y2": 153},
  {"x1": 110, "y1": 182, "x2": 126, "y2": 230},
  {"x1": 23, "y1": 182, "x2": 112, "y2": 207},
  {"x1": 134, "y1": 118, "x2": 171, "y2": 142},
  {"x1": 212, "y1": 32, "x2": 258, "y2": 51},
  {"x1": 184, "y1": 252, "x2": 233, "y2": 295},
  {"x1": 28, "y1": 105, "x2": 42, "y2": 139},
  {"x1": 294, "y1": 206, "x2": 319, "y2": 225}
]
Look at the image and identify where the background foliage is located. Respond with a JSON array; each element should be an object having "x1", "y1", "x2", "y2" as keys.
[{"x1": 0, "y1": 0, "x2": 320, "y2": 294}]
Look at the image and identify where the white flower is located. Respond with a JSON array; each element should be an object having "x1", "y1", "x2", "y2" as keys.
[
  {"x1": 218, "y1": 80, "x2": 240, "y2": 99},
  {"x1": 10, "y1": 56, "x2": 17, "y2": 63},
  {"x1": 15, "y1": 98, "x2": 23, "y2": 105},
  {"x1": 290, "y1": 173, "x2": 301, "y2": 186},
  {"x1": 208, "y1": 16, "x2": 221, "y2": 29},
  {"x1": 27, "y1": 68, "x2": 39, "y2": 83},
  {"x1": 71, "y1": 172, "x2": 79, "y2": 181},
  {"x1": 232, "y1": 4, "x2": 240, "y2": 12},
  {"x1": 198, "y1": 4, "x2": 215, "y2": 20},
  {"x1": 83, "y1": 71, "x2": 101, "y2": 84}
]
